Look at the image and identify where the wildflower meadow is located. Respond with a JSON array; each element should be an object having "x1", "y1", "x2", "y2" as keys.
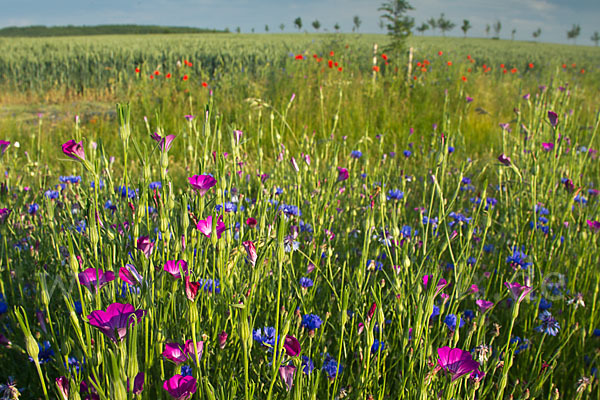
[{"x1": 0, "y1": 32, "x2": 599, "y2": 399}]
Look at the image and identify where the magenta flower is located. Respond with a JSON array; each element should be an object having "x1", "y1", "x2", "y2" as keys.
[
  {"x1": 290, "y1": 157, "x2": 299, "y2": 172},
  {"x1": 136, "y1": 236, "x2": 154, "y2": 258},
  {"x1": 184, "y1": 339, "x2": 204, "y2": 363},
  {"x1": 242, "y1": 241, "x2": 257, "y2": 266},
  {"x1": 162, "y1": 343, "x2": 188, "y2": 364},
  {"x1": 196, "y1": 215, "x2": 226, "y2": 239},
  {"x1": 284, "y1": 335, "x2": 301, "y2": 356},
  {"x1": 151, "y1": 133, "x2": 176, "y2": 152},
  {"x1": 78, "y1": 268, "x2": 115, "y2": 293},
  {"x1": 541, "y1": 142, "x2": 554, "y2": 151},
  {"x1": 163, "y1": 375, "x2": 197, "y2": 400},
  {"x1": 466, "y1": 96, "x2": 474, "y2": 103},
  {"x1": 0, "y1": 208, "x2": 11, "y2": 224},
  {"x1": 163, "y1": 260, "x2": 188, "y2": 279},
  {"x1": 119, "y1": 264, "x2": 142, "y2": 286},
  {"x1": 188, "y1": 175, "x2": 217, "y2": 196},
  {"x1": 0, "y1": 140, "x2": 10, "y2": 155},
  {"x1": 475, "y1": 299, "x2": 494, "y2": 312},
  {"x1": 56, "y1": 376, "x2": 69, "y2": 400},
  {"x1": 185, "y1": 276, "x2": 200, "y2": 301},
  {"x1": 218, "y1": 331, "x2": 228, "y2": 349},
  {"x1": 62, "y1": 140, "x2": 86, "y2": 160},
  {"x1": 436, "y1": 346, "x2": 480, "y2": 381},
  {"x1": 337, "y1": 167, "x2": 349, "y2": 182},
  {"x1": 548, "y1": 110, "x2": 558, "y2": 127},
  {"x1": 279, "y1": 365, "x2": 296, "y2": 392},
  {"x1": 498, "y1": 154, "x2": 511, "y2": 166},
  {"x1": 586, "y1": 220, "x2": 600, "y2": 232},
  {"x1": 504, "y1": 282, "x2": 532, "y2": 303},
  {"x1": 86, "y1": 303, "x2": 145, "y2": 342}
]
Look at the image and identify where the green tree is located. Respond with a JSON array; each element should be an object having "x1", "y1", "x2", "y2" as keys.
[
  {"x1": 427, "y1": 17, "x2": 437, "y2": 34},
  {"x1": 511, "y1": 28, "x2": 516, "y2": 40},
  {"x1": 493, "y1": 20, "x2": 501, "y2": 38},
  {"x1": 279, "y1": 23, "x2": 285, "y2": 32},
  {"x1": 485, "y1": 24, "x2": 490, "y2": 37},
  {"x1": 592, "y1": 31, "x2": 600, "y2": 46},
  {"x1": 312, "y1": 20, "x2": 321, "y2": 31},
  {"x1": 294, "y1": 17, "x2": 303, "y2": 31},
  {"x1": 532, "y1": 28, "x2": 541, "y2": 41},
  {"x1": 379, "y1": 0, "x2": 414, "y2": 52},
  {"x1": 352, "y1": 15, "x2": 362, "y2": 32},
  {"x1": 334, "y1": 22, "x2": 341, "y2": 32},
  {"x1": 236, "y1": 26, "x2": 241, "y2": 33},
  {"x1": 567, "y1": 24, "x2": 581, "y2": 44},
  {"x1": 461, "y1": 19, "x2": 472, "y2": 37},
  {"x1": 416, "y1": 22, "x2": 429, "y2": 35},
  {"x1": 265, "y1": 24, "x2": 269, "y2": 32},
  {"x1": 437, "y1": 13, "x2": 455, "y2": 36}
]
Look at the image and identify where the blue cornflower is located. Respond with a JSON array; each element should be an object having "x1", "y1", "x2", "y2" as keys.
[
  {"x1": 280, "y1": 204, "x2": 301, "y2": 217},
  {"x1": 535, "y1": 205, "x2": 550, "y2": 215},
  {"x1": 149, "y1": 181, "x2": 162, "y2": 190},
  {"x1": 350, "y1": 150, "x2": 363, "y2": 159},
  {"x1": 181, "y1": 365, "x2": 193, "y2": 377},
  {"x1": 75, "y1": 220, "x2": 86, "y2": 233},
  {"x1": 535, "y1": 311, "x2": 560, "y2": 336},
  {"x1": 367, "y1": 260, "x2": 383, "y2": 271},
  {"x1": 322, "y1": 355, "x2": 342, "y2": 379},
  {"x1": 299, "y1": 220, "x2": 313, "y2": 233},
  {"x1": 74, "y1": 301, "x2": 83, "y2": 315},
  {"x1": 483, "y1": 244, "x2": 495, "y2": 253},
  {"x1": 403, "y1": 150, "x2": 412, "y2": 157},
  {"x1": 463, "y1": 309, "x2": 475, "y2": 321},
  {"x1": 422, "y1": 216, "x2": 438, "y2": 227},
  {"x1": 104, "y1": 200, "x2": 117, "y2": 211},
  {"x1": 371, "y1": 339, "x2": 385, "y2": 354},
  {"x1": 574, "y1": 195, "x2": 587, "y2": 204},
  {"x1": 430, "y1": 305, "x2": 440, "y2": 320},
  {"x1": 443, "y1": 314, "x2": 464, "y2": 331},
  {"x1": 539, "y1": 298, "x2": 552, "y2": 310},
  {"x1": 253, "y1": 327, "x2": 277, "y2": 347},
  {"x1": 0, "y1": 294, "x2": 7, "y2": 315},
  {"x1": 28, "y1": 203, "x2": 39, "y2": 215},
  {"x1": 275, "y1": 187, "x2": 284, "y2": 195},
  {"x1": 510, "y1": 337, "x2": 530, "y2": 354},
  {"x1": 593, "y1": 329, "x2": 600, "y2": 337},
  {"x1": 299, "y1": 277, "x2": 314, "y2": 288},
  {"x1": 59, "y1": 175, "x2": 81, "y2": 184},
  {"x1": 90, "y1": 179, "x2": 105, "y2": 189},
  {"x1": 66, "y1": 356, "x2": 84, "y2": 374},
  {"x1": 29, "y1": 341, "x2": 54, "y2": 364},
  {"x1": 301, "y1": 314, "x2": 323, "y2": 331},
  {"x1": 302, "y1": 356, "x2": 314, "y2": 374},
  {"x1": 387, "y1": 189, "x2": 404, "y2": 200},
  {"x1": 401, "y1": 225, "x2": 417, "y2": 238},
  {"x1": 461, "y1": 177, "x2": 472, "y2": 185},
  {"x1": 448, "y1": 212, "x2": 472, "y2": 227},
  {"x1": 116, "y1": 186, "x2": 137, "y2": 199},
  {"x1": 506, "y1": 246, "x2": 532, "y2": 269},
  {"x1": 467, "y1": 257, "x2": 477, "y2": 266},
  {"x1": 44, "y1": 190, "x2": 59, "y2": 199},
  {"x1": 486, "y1": 198, "x2": 498, "y2": 209},
  {"x1": 199, "y1": 278, "x2": 220, "y2": 294}
]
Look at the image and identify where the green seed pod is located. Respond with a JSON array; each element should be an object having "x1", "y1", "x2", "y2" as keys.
[{"x1": 403, "y1": 255, "x2": 411, "y2": 269}]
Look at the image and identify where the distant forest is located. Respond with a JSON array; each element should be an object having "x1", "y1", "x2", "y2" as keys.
[{"x1": 0, "y1": 25, "x2": 225, "y2": 37}]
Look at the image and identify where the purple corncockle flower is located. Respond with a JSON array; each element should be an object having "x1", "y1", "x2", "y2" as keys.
[
  {"x1": 119, "y1": 264, "x2": 142, "y2": 286},
  {"x1": 542, "y1": 142, "x2": 554, "y2": 151},
  {"x1": 163, "y1": 343, "x2": 189, "y2": 364},
  {"x1": 136, "y1": 236, "x2": 154, "y2": 258},
  {"x1": 436, "y1": 346, "x2": 480, "y2": 381},
  {"x1": 242, "y1": 241, "x2": 257, "y2": 266},
  {"x1": 475, "y1": 299, "x2": 494, "y2": 312},
  {"x1": 188, "y1": 175, "x2": 217, "y2": 196},
  {"x1": 61, "y1": 140, "x2": 85, "y2": 160},
  {"x1": 184, "y1": 276, "x2": 200, "y2": 301},
  {"x1": 234, "y1": 130, "x2": 243, "y2": 145},
  {"x1": 290, "y1": 157, "x2": 299, "y2": 172},
  {"x1": 184, "y1": 115, "x2": 195, "y2": 121},
  {"x1": 163, "y1": 260, "x2": 188, "y2": 279},
  {"x1": 279, "y1": 365, "x2": 296, "y2": 391},
  {"x1": 498, "y1": 154, "x2": 511, "y2": 166},
  {"x1": 499, "y1": 123, "x2": 510, "y2": 130},
  {"x1": 0, "y1": 140, "x2": 10, "y2": 155},
  {"x1": 587, "y1": 220, "x2": 600, "y2": 232},
  {"x1": 184, "y1": 339, "x2": 204, "y2": 363},
  {"x1": 151, "y1": 133, "x2": 176, "y2": 152},
  {"x1": 548, "y1": 111, "x2": 558, "y2": 127},
  {"x1": 523, "y1": 93, "x2": 530, "y2": 100},
  {"x1": 78, "y1": 268, "x2": 116, "y2": 293},
  {"x1": 196, "y1": 215, "x2": 226, "y2": 239},
  {"x1": 466, "y1": 96, "x2": 473, "y2": 103},
  {"x1": 504, "y1": 282, "x2": 532, "y2": 303},
  {"x1": 0, "y1": 208, "x2": 10, "y2": 224},
  {"x1": 163, "y1": 375, "x2": 197, "y2": 400},
  {"x1": 86, "y1": 303, "x2": 145, "y2": 342},
  {"x1": 337, "y1": 167, "x2": 349, "y2": 182},
  {"x1": 127, "y1": 372, "x2": 144, "y2": 395},
  {"x1": 284, "y1": 335, "x2": 301, "y2": 356},
  {"x1": 218, "y1": 331, "x2": 228, "y2": 349}
]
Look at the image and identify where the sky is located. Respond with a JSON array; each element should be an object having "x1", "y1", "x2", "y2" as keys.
[{"x1": 1, "y1": 0, "x2": 598, "y2": 45}]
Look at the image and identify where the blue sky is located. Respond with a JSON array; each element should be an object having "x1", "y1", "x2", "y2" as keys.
[{"x1": 1, "y1": 0, "x2": 598, "y2": 44}]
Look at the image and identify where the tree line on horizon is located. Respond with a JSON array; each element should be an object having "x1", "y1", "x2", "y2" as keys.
[{"x1": 0, "y1": 25, "x2": 224, "y2": 37}]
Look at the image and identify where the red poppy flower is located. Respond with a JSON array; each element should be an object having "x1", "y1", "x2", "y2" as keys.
[
  {"x1": 467, "y1": 68, "x2": 472, "y2": 73},
  {"x1": 330, "y1": 51, "x2": 334, "y2": 56},
  {"x1": 580, "y1": 69, "x2": 585, "y2": 74},
  {"x1": 135, "y1": 67, "x2": 140, "y2": 73},
  {"x1": 438, "y1": 51, "x2": 443, "y2": 56},
  {"x1": 183, "y1": 75, "x2": 188, "y2": 81},
  {"x1": 313, "y1": 54, "x2": 317, "y2": 58},
  {"x1": 201, "y1": 82, "x2": 207, "y2": 87},
  {"x1": 421, "y1": 67, "x2": 427, "y2": 72},
  {"x1": 150, "y1": 75, "x2": 154, "y2": 80},
  {"x1": 166, "y1": 73, "x2": 171, "y2": 78},
  {"x1": 503, "y1": 69, "x2": 507, "y2": 74},
  {"x1": 295, "y1": 54, "x2": 303, "y2": 60},
  {"x1": 467, "y1": 55, "x2": 471, "y2": 59},
  {"x1": 338, "y1": 67, "x2": 343, "y2": 72},
  {"x1": 528, "y1": 63, "x2": 534, "y2": 69},
  {"x1": 154, "y1": 70, "x2": 160, "y2": 76},
  {"x1": 334, "y1": 62, "x2": 338, "y2": 67},
  {"x1": 416, "y1": 62, "x2": 421, "y2": 67},
  {"x1": 413, "y1": 75, "x2": 417, "y2": 80},
  {"x1": 373, "y1": 66, "x2": 380, "y2": 72},
  {"x1": 328, "y1": 60, "x2": 333, "y2": 68},
  {"x1": 381, "y1": 53, "x2": 388, "y2": 61},
  {"x1": 461, "y1": 76, "x2": 467, "y2": 81},
  {"x1": 447, "y1": 61, "x2": 452, "y2": 66},
  {"x1": 500, "y1": 64, "x2": 505, "y2": 69},
  {"x1": 511, "y1": 68, "x2": 517, "y2": 74},
  {"x1": 562, "y1": 64, "x2": 567, "y2": 68},
  {"x1": 571, "y1": 63, "x2": 576, "y2": 68}
]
